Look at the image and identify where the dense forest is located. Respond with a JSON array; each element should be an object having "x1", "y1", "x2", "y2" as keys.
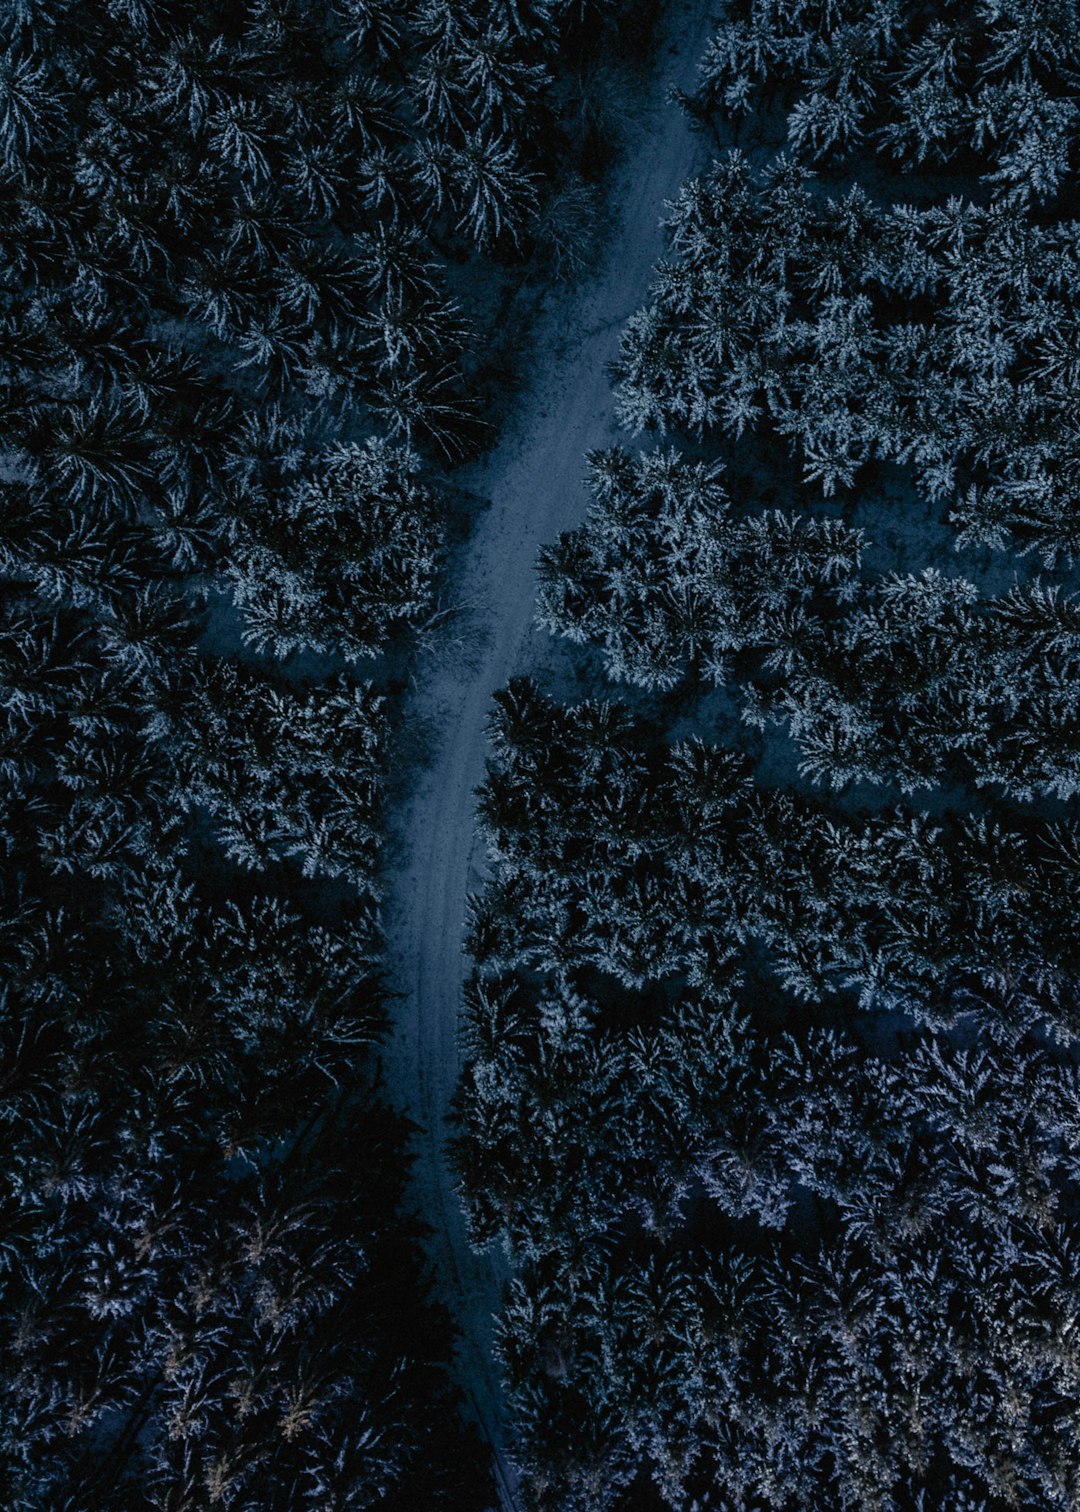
[
  {"x1": 5, "y1": 0, "x2": 1080, "y2": 1509},
  {"x1": 453, "y1": 2, "x2": 1080, "y2": 1509},
  {"x1": 0, "y1": 0, "x2": 646, "y2": 1504}
]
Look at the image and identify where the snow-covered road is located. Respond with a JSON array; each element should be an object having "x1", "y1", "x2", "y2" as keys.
[{"x1": 381, "y1": 8, "x2": 714, "y2": 1505}]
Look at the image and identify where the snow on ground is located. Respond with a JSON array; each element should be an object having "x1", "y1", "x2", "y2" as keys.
[{"x1": 380, "y1": 5, "x2": 717, "y2": 1506}]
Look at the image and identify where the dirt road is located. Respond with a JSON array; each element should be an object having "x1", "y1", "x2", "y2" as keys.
[{"x1": 381, "y1": 9, "x2": 714, "y2": 1505}]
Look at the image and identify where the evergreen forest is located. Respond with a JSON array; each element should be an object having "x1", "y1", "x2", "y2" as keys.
[
  {"x1": 2, "y1": 1, "x2": 1079, "y2": 1510},
  {"x1": 458, "y1": 2, "x2": 1080, "y2": 1508}
]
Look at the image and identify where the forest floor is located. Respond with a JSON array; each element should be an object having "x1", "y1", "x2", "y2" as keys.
[{"x1": 380, "y1": 4, "x2": 717, "y2": 1507}]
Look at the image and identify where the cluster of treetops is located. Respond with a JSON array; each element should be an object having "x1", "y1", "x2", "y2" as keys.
[
  {"x1": 452, "y1": 2, "x2": 1080, "y2": 1509},
  {"x1": 0, "y1": 0, "x2": 653, "y2": 1504}
]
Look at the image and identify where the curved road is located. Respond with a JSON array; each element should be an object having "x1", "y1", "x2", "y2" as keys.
[{"x1": 381, "y1": 8, "x2": 714, "y2": 1506}]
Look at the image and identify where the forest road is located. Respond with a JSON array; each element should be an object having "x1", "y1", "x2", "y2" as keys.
[{"x1": 381, "y1": 5, "x2": 715, "y2": 1507}]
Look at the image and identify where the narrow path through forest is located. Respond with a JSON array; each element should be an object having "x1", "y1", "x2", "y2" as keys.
[{"x1": 381, "y1": 9, "x2": 714, "y2": 1505}]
